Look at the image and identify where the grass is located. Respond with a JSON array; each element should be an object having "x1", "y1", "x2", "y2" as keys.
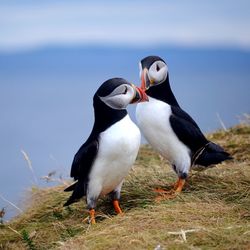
[{"x1": 0, "y1": 123, "x2": 249, "y2": 249}]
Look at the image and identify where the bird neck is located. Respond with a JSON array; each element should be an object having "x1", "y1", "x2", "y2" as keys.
[
  {"x1": 92, "y1": 95, "x2": 127, "y2": 135},
  {"x1": 146, "y1": 74, "x2": 180, "y2": 107}
]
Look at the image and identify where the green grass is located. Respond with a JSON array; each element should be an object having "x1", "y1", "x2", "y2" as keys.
[{"x1": 0, "y1": 123, "x2": 249, "y2": 250}]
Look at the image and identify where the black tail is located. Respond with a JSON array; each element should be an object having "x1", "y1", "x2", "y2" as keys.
[
  {"x1": 195, "y1": 142, "x2": 233, "y2": 167},
  {"x1": 63, "y1": 180, "x2": 86, "y2": 207},
  {"x1": 64, "y1": 182, "x2": 77, "y2": 192}
]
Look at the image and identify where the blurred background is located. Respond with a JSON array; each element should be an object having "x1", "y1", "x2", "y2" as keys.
[{"x1": 0, "y1": 0, "x2": 250, "y2": 220}]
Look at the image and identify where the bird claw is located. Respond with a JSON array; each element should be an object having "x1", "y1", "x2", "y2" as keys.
[
  {"x1": 153, "y1": 187, "x2": 171, "y2": 194},
  {"x1": 82, "y1": 216, "x2": 90, "y2": 223},
  {"x1": 153, "y1": 186, "x2": 177, "y2": 194},
  {"x1": 82, "y1": 215, "x2": 96, "y2": 225},
  {"x1": 154, "y1": 189, "x2": 178, "y2": 202},
  {"x1": 153, "y1": 178, "x2": 185, "y2": 202}
]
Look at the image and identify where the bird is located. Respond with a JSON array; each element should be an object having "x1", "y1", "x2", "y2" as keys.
[
  {"x1": 64, "y1": 78, "x2": 148, "y2": 224},
  {"x1": 136, "y1": 55, "x2": 232, "y2": 199},
  {"x1": 0, "y1": 208, "x2": 5, "y2": 219}
]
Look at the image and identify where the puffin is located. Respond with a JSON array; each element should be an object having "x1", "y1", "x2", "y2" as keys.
[
  {"x1": 64, "y1": 78, "x2": 148, "y2": 224},
  {"x1": 136, "y1": 56, "x2": 232, "y2": 198}
]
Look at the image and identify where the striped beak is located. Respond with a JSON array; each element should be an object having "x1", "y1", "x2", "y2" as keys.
[
  {"x1": 130, "y1": 84, "x2": 149, "y2": 104},
  {"x1": 141, "y1": 68, "x2": 151, "y2": 91}
]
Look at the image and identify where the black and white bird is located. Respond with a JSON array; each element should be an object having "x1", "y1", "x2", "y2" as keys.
[
  {"x1": 136, "y1": 56, "x2": 232, "y2": 198},
  {"x1": 64, "y1": 78, "x2": 148, "y2": 223}
]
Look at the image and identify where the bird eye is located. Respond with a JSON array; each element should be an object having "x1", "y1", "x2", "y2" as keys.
[
  {"x1": 123, "y1": 86, "x2": 127, "y2": 95},
  {"x1": 156, "y1": 64, "x2": 161, "y2": 71}
]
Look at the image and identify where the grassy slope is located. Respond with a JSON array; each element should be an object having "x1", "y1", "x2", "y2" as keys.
[{"x1": 0, "y1": 124, "x2": 250, "y2": 250}]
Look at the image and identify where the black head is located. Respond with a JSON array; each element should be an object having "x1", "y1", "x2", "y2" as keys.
[
  {"x1": 88, "y1": 78, "x2": 148, "y2": 139},
  {"x1": 139, "y1": 56, "x2": 179, "y2": 106},
  {"x1": 95, "y1": 78, "x2": 148, "y2": 110},
  {"x1": 139, "y1": 56, "x2": 168, "y2": 91},
  {"x1": 140, "y1": 55, "x2": 166, "y2": 70}
]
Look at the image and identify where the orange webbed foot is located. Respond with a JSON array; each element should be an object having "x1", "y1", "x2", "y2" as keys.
[
  {"x1": 154, "y1": 178, "x2": 186, "y2": 202},
  {"x1": 154, "y1": 187, "x2": 171, "y2": 194}
]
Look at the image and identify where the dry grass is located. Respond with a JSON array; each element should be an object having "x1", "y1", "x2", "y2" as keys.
[{"x1": 0, "y1": 123, "x2": 249, "y2": 250}]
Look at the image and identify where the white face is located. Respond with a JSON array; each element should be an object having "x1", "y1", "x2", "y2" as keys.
[
  {"x1": 140, "y1": 60, "x2": 168, "y2": 86},
  {"x1": 139, "y1": 62, "x2": 143, "y2": 79},
  {"x1": 99, "y1": 84, "x2": 135, "y2": 110}
]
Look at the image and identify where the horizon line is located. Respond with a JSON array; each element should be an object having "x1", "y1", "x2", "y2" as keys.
[{"x1": 1, "y1": 42, "x2": 250, "y2": 55}]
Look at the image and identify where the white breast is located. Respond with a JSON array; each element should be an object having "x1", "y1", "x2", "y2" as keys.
[
  {"x1": 87, "y1": 115, "x2": 141, "y2": 197},
  {"x1": 136, "y1": 97, "x2": 191, "y2": 173}
]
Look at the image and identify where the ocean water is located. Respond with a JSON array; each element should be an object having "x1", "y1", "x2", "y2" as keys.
[{"x1": 0, "y1": 46, "x2": 249, "y2": 220}]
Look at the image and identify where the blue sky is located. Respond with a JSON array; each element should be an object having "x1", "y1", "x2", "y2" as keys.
[{"x1": 1, "y1": 0, "x2": 250, "y2": 52}]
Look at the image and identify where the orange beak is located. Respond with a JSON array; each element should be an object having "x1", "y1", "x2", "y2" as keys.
[
  {"x1": 141, "y1": 68, "x2": 151, "y2": 91},
  {"x1": 130, "y1": 84, "x2": 149, "y2": 104}
]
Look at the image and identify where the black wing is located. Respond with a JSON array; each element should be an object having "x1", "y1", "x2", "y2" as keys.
[
  {"x1": 170, "y1": 106, "x2": 208, "y2": 154},
  {"x1": 195, "y1": 141, "x2": 232, "y2": 166},
  {"x1": 70, "y1": 139, "x2": 99, "y2": 180},
  {"x1": 63, "y1": 139, "x2": 99, "y2": 206}
]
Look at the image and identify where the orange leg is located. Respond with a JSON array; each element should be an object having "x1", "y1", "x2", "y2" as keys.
[
  {"x1": 89, "y1": 208, "x2": 96, "y2": 224},
  {"x1": 113, "y1": 200, "x2": 123, "y2": 215},
  {"x1": 173, "y1": 178, "x2": 180, "y2": 190},
  {"x1": 175, "y1": 178, "x2": 185, "y2": 193}
]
